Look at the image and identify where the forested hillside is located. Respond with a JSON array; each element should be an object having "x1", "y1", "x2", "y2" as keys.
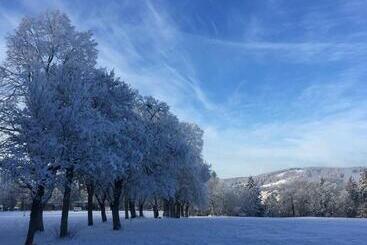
[
  {"x1": 207, "y1": 167, "x2": 367, "y2": 218},
  {"x1": 224, "y1": 167, "x2": 364, "y2": 191}
]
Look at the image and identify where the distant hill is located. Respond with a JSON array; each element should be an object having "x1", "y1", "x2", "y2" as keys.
[{"x1": 222, "y1": 167, "x2": 366, "y2": 193}]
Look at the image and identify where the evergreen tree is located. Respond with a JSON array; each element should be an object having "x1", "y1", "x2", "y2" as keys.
[{"x1": 239, "y1": 177, "x2": 263, "y2": 216}]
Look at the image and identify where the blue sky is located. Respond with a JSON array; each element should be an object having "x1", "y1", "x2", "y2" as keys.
[{"x1": 1, "y1": 0, "x2": 367, "y2": 178}]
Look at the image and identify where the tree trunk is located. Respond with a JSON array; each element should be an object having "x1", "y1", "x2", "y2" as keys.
[
  {"x1": 38, "y1": 187, "x2": 54, "y2": 231},
  {"x1": 100, "y1": 203, "x2": 107, "y2": 222},
  {"x1": 163, "y1": 199, "x2": 169, "y2": 217},
  {"x1": 175, "y1": 202, "x2": 180, "y2": 218},
  {"x1": 25, "y1": 186, "x2": 44, "y2": 245},
  {"x1": 139, "y1": 203, "x2": 144, "y2": 217},
  {"x1": 95, "y1": 192, "x2": 107, "y2": 222},
  {"x1": 169, "y1": 200, "x2": 175, "y2": 218},
  {"x1": 112, "y1": 180, "x2": 122, "y2": 230},
  {"x1": 180, "y1": 204, "x2": 184, "y2": 217},
  {"x1": 129, "y1": 200, "x2": 136, "y2": 218},
  {"x1": 37, "y1": 205, "x2": 44, "y2": 231},
  {"x1": 124, "y1": 195, "x2": 129, "y2": 219},
  {"x1": 184, "y1": 204, "x2": 189, "y2": 217},
  {"x1": 87, "y1": 182, "x2": 94, "y2": 226},
  {"x1": 153, "y1": 198, "x2": 159, "y2": 218},
  {"x1": 60, "y1": 168, "x2": 73, "y2": 238}
]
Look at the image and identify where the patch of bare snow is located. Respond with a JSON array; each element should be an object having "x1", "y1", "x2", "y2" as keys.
[{"x1": 262, "y1": 179, "x2": 288, "y2": 188}]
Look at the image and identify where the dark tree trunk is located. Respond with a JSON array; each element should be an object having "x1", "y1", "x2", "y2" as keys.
[
  {"x1": 153, "y1": 198, "x2": 159, "y2": 218},
  {"x1": 175, "y1": 202, "x2": 180, "y2": 218},
  {"x1": 87, "y1": 182, "x2": 94, "y2": 226},
  {"x1": 100, "y1": 203, "x2": 107, "y2": 222},
  {"x1": 109, "y1": 203, "x2": 114, "y2": 219},
  {"x1": 129, "y1": 200, "x2": 136, "y2": 218},
  {"x1": 180, "y1": 204, "x2": 184, "y2": 217},
  {"x1": 112, "y1": 180, "x2": 122, "y2": 230},
  {"x1": 37, "y1": 205, "x2": 44, "y2": 231},
  {"x1": 124, "y1": 195, "x2": 129, "y2": 219},
  {"x1": 139, "y1": 203, "x2": 144, "y2": 217},
  {"x1": 169, "y1": 200, "x2": 175, "y2": 218},
  {"x1": 163, "y1": 199, "x2": 169, "y2": 217},
  {"x1": 37, "y1": 187, "x2": 53, "y2": 231},
  {"x1": 21, "y1": 200, "x2": 25, "y2": 211},
  {"x1": 184, "y1": 204, "x2": 189, "y2": 217},
  {"x1": 60, "y1": 168, "x2": 73, "y2": 238},
  {"x1": 95, "y1": 192, "x2": 107, "y2": 222},
  {"x1": 25, "y1": 186, "x2": 44, "y2": 245}
]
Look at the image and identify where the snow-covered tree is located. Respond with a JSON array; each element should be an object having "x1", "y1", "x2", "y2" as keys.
[
  {"x1": 135, "y1": 96, "x2": 178, "y2": 218},
  {"x1": 90, "y1": 70, "x2": 141, "y2": 230},
  {"x1": 207, "y1": 171, "x2": 225, "y2": 216},
  {"x1": 319, "y1": 179, "x2": 338, "y2": 217},
  {"x1": 238, "y1": 177, "x2": 263, "y2": 216},
  {"x1": 358, "y1": 170, "x2": 367, "y2": 217},
  {"x1": 222, "y1": 188, "x2": 241, "y2": 216},
  {"x1": 174, "y1": 122, "x2": 210, "y2": 217},
  {"x1": 345, "y1": 177, "x2": 359, "y2": 217},
  {"x1": 0, "y1": 10, "x2": 98, "y2": 242},
  {"x1": 263, "y1": 192, "x2": 280, "y2": 217},
  {"x1": 0, "y1": 69, "x2": 61, "y2": 244}
]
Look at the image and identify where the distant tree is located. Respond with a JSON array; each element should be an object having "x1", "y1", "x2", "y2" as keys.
[
  {"x1": 358, "y1": 170, "x2": 367, "y2": 217},
  {"x1": 246, "y1": 177, "x2": 256, "y2": 189},
  {"x1": 345, "y1": 177, "x2": 359, "y2": 217},
  {"x1": 223, "y1": 189, "x2": 240, "y2": 216},
  {"x1": 0, "y1": 174, "x2": 20, "y2": 211},
  {"x1": 239, "y1": 177, "x2": 263, "y2": 216},
  {"x1": 263, "y1": 192, "x2": 280, "y2": 217},
  {"x1": 315, "y1": 179, "x2": 339, "y2": 217},
  {"x1": 277, "y1": 186, "x2": 296, "y2": 217},
  {"x1": 207, "y1": 171, "x2": 225, "y2": 215},
  {"x1": 293, "y1": 182, "x2": 312, "y2": 216}
]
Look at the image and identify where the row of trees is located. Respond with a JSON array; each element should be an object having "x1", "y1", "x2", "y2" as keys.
[
  {"x1": 0, "y1": 11, "x2": 210, "y2": 245},
  {"x1": 207, "y1": 171, "x2": 367, "y2": 218}
]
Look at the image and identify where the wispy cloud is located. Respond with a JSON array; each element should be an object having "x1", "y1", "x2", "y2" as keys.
[
  {"x1": 1, "y1": 0, "x2": 367, "y2": 177},
  {"x1": 21, "y1": 0, "x2": 217, "y2": 123},
  {"x1": 199, "y1": 38, "x2": 367, "y2": 63},
  {"x1": 0, "y1": 5, "x2": 23, "y2": 61}
]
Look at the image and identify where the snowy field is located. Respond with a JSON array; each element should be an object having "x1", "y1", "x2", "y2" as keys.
[{"x1": 1, "y1": 211, "x2": 367, "y2": 245}]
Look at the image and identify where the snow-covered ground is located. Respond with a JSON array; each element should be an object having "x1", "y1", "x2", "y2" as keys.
[{"x1": 1, "y1": 211, "x2": 367, "y2": 244}]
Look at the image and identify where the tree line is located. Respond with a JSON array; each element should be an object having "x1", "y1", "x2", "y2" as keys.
[
  {"x1": 0, "y1": 11, "x2": 210, "y2": 245},
  {"x1": 207, "y1": 170, "x2": 367, "y2": 218}
]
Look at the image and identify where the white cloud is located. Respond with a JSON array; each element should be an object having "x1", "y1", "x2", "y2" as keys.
[{"x1": 205, "y1": 109, "x2": 367, "y2": 178}]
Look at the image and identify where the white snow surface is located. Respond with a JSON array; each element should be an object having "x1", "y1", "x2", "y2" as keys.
[
  {"x1": 261, "y1": 179, "x2": 288, "y2": 188},
  {"x1": 1, "y1": 211, "x2": 367, "y2": 245}
]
